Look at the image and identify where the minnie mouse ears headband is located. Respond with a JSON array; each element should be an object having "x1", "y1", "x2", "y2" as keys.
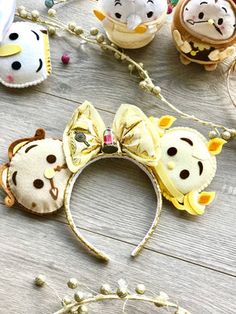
[
  {"x1": 0, "y1": 101, "x2": 225, "y2": 262},
  {"x1": 0, "y1": 0, "x2": 51, "y2": 87}
]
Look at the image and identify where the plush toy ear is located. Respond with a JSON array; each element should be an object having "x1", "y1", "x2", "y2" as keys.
[
  {"x1": 207, "y1": 138, "x2": 226, "y2": 155},
  {"x1": 0, "y1": 0, "x2": 16, "y2": 43},
  {"x1": 158, "y1": 115, "x2": 176, "y2": 129},
  {"x1": 8, "y1": 128, "x2": 46, "y2": 160},
  {"x1": 93, "y1": 9, "x2": 106, "y2": 21},
  {"x1": 0, "y1": 44, "x2": 21, "y2": 57},
  {"x1": 198, "y1": 191, "x2": 216, "y2": 206},
  {"x1": 183, "y1": 191, "x2": 216, "y2": 215},
  {"x1": 0, "y1": 164, "x2": 15, "y2": 207}
]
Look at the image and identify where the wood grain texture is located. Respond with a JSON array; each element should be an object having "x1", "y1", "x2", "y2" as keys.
[{"x1": 0, "y1": 0, "x2": 235, "y2": 313}]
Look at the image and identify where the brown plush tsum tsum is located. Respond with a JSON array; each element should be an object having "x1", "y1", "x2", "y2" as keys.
[
  {"x1": 0, "y1": 129, "x2": 71, "y2": 214},
  {"x1": 172, "y1": 0, "x2": 236, "y2": 71}
]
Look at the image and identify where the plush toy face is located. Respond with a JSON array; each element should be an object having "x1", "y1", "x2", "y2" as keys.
[
  {"x1": 159, "y1": 128, "x2": 217, "y2": 194},
  {"x1": 182, "y1": 0, "x2": 236, "y2": 41},
  {"x1": 7, "y1": 139, "x2": 71, "y2": 214},
  {"x1": 100, "y1": 0, "x2": 167, "y2": 29},
  {"x1": 0, "y1": 22, "x2": 51, "y2": 88}
]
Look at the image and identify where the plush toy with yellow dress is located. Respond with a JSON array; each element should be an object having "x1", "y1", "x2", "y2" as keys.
[{"x1": 93, "y1": 0, "x2": 168, "y2": 49}]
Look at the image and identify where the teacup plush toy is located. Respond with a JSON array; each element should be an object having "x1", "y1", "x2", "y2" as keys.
[
  {"x1": 0, "y1": 0, "x2": 51, "y2": 87},
  {"x1": 172, "y1": 0, "x2": 236, "y2": 70},
  {"x1": 94, "y1": 0, "x2": 168, "y2": 49}
]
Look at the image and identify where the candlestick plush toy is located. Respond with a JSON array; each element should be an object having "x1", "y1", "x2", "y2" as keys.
[
  {"x1": 172, "y1": 0, "x2": 236, "y2": 70},
  {"x1": 93, "y1": 0, "x2": 168, "y2": 49},
  {"x1": 0, "y1": 0, "x2": 51, "y2": 87}
]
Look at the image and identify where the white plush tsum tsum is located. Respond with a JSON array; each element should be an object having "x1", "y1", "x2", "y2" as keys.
[
  {"x1": 172, "y1": 0, "x2": 236, "y2": 71},
  {"x1": 94, "y1": 0, "x2": 168, "y2": 49},
  {"x1": 0, "y1": 0, "x2": 51, "y2": 88}
]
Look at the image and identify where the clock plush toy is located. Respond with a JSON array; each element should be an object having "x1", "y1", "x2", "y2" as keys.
[{"x1": 172, "y1": 0, "x2": 236, "y2": 70}]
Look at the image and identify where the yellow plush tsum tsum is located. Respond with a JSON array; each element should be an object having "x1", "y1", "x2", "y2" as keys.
[
  {"x1": 94, "y1": 0, "x2": 168, "y2": 49},
  {"x1": 172, "y1": 0, "x2": 236, "y2": 71},
  {"x1": 0, "y1": 0, "x2": 51, "y2": 88},
  {"x1": 150, "y1": 116, "x2": 226, "y2": 215}
]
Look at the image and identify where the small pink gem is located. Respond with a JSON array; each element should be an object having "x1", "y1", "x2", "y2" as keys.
[{"x1": 6, "y1": 74, "x2": 14, "y2": 83}]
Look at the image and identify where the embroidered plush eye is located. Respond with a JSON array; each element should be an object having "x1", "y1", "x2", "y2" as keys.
[
  {"x1": 180, "y1": 169, "x2": 190, "y2": 179},
  {"x1": 12, "y1": 171, "x2": 17, "y2": 186},
  {"x1": 198, "y1": 12, "x2": 204, "y2": 19},
  {"x1": 218, "y1": 18, "x2": 224, "y2": 25},
  {"x1": 167, "y1": 147, "x2": 177, "y2": 156},
  {"x1": 31, "y1": 30, "x2": 40, "y2": 40},
  {"x1": 33, "y1": 179, "x2": 44, "y2": 189},
  {"x1": 25, "y1": 144, "x2": 38, "y2": 153},
  {"x1": 198, "y1": 161, "x2": 203, "y2": 176},
  {"x1": 9, "y1": 32, "x2": 18, "y2": 40},
  {"x1": 114, "y1": 0, "x2": 122, "y2": 6},
  {"x1": 46, "y1": 154, "x2": 57, "y2": 164},
  {"x1": 115, "y1": 12, "x2": 122, "y2": 19},
  {"x1": 147, "y1": 11, "x2": 154, "y2": 18},
  {"x1": 11, "y1": 61, "x2": 21, "y2": 70},
  {"x1": 181, "y1": 138, "x2": 193, "y2": 146}
]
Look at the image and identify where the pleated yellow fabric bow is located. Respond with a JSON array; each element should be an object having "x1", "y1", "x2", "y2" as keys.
[{"x1": 63, "y1": 101, "x2": 161, "y2": 173}]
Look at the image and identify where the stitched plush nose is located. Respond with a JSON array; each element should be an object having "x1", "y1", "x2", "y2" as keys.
[
  {"x1": 208, "y1": 19, "x2": 214, "y2": 25},
  {"x1": 167, "y1": 162, "x2": 175, "y2": 170},
  {"x1": 44, "y1": 167, "x2": 55, "y2": 179}
]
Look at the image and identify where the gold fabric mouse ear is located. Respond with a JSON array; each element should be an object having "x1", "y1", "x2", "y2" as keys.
[{"x1": 63, "y1": 102, "x2": 162, "y2": 262}]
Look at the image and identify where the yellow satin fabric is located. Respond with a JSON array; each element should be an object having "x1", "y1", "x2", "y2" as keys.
[{"x1": 63, "y1": 101, "x2": 161, "y2": 173}]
